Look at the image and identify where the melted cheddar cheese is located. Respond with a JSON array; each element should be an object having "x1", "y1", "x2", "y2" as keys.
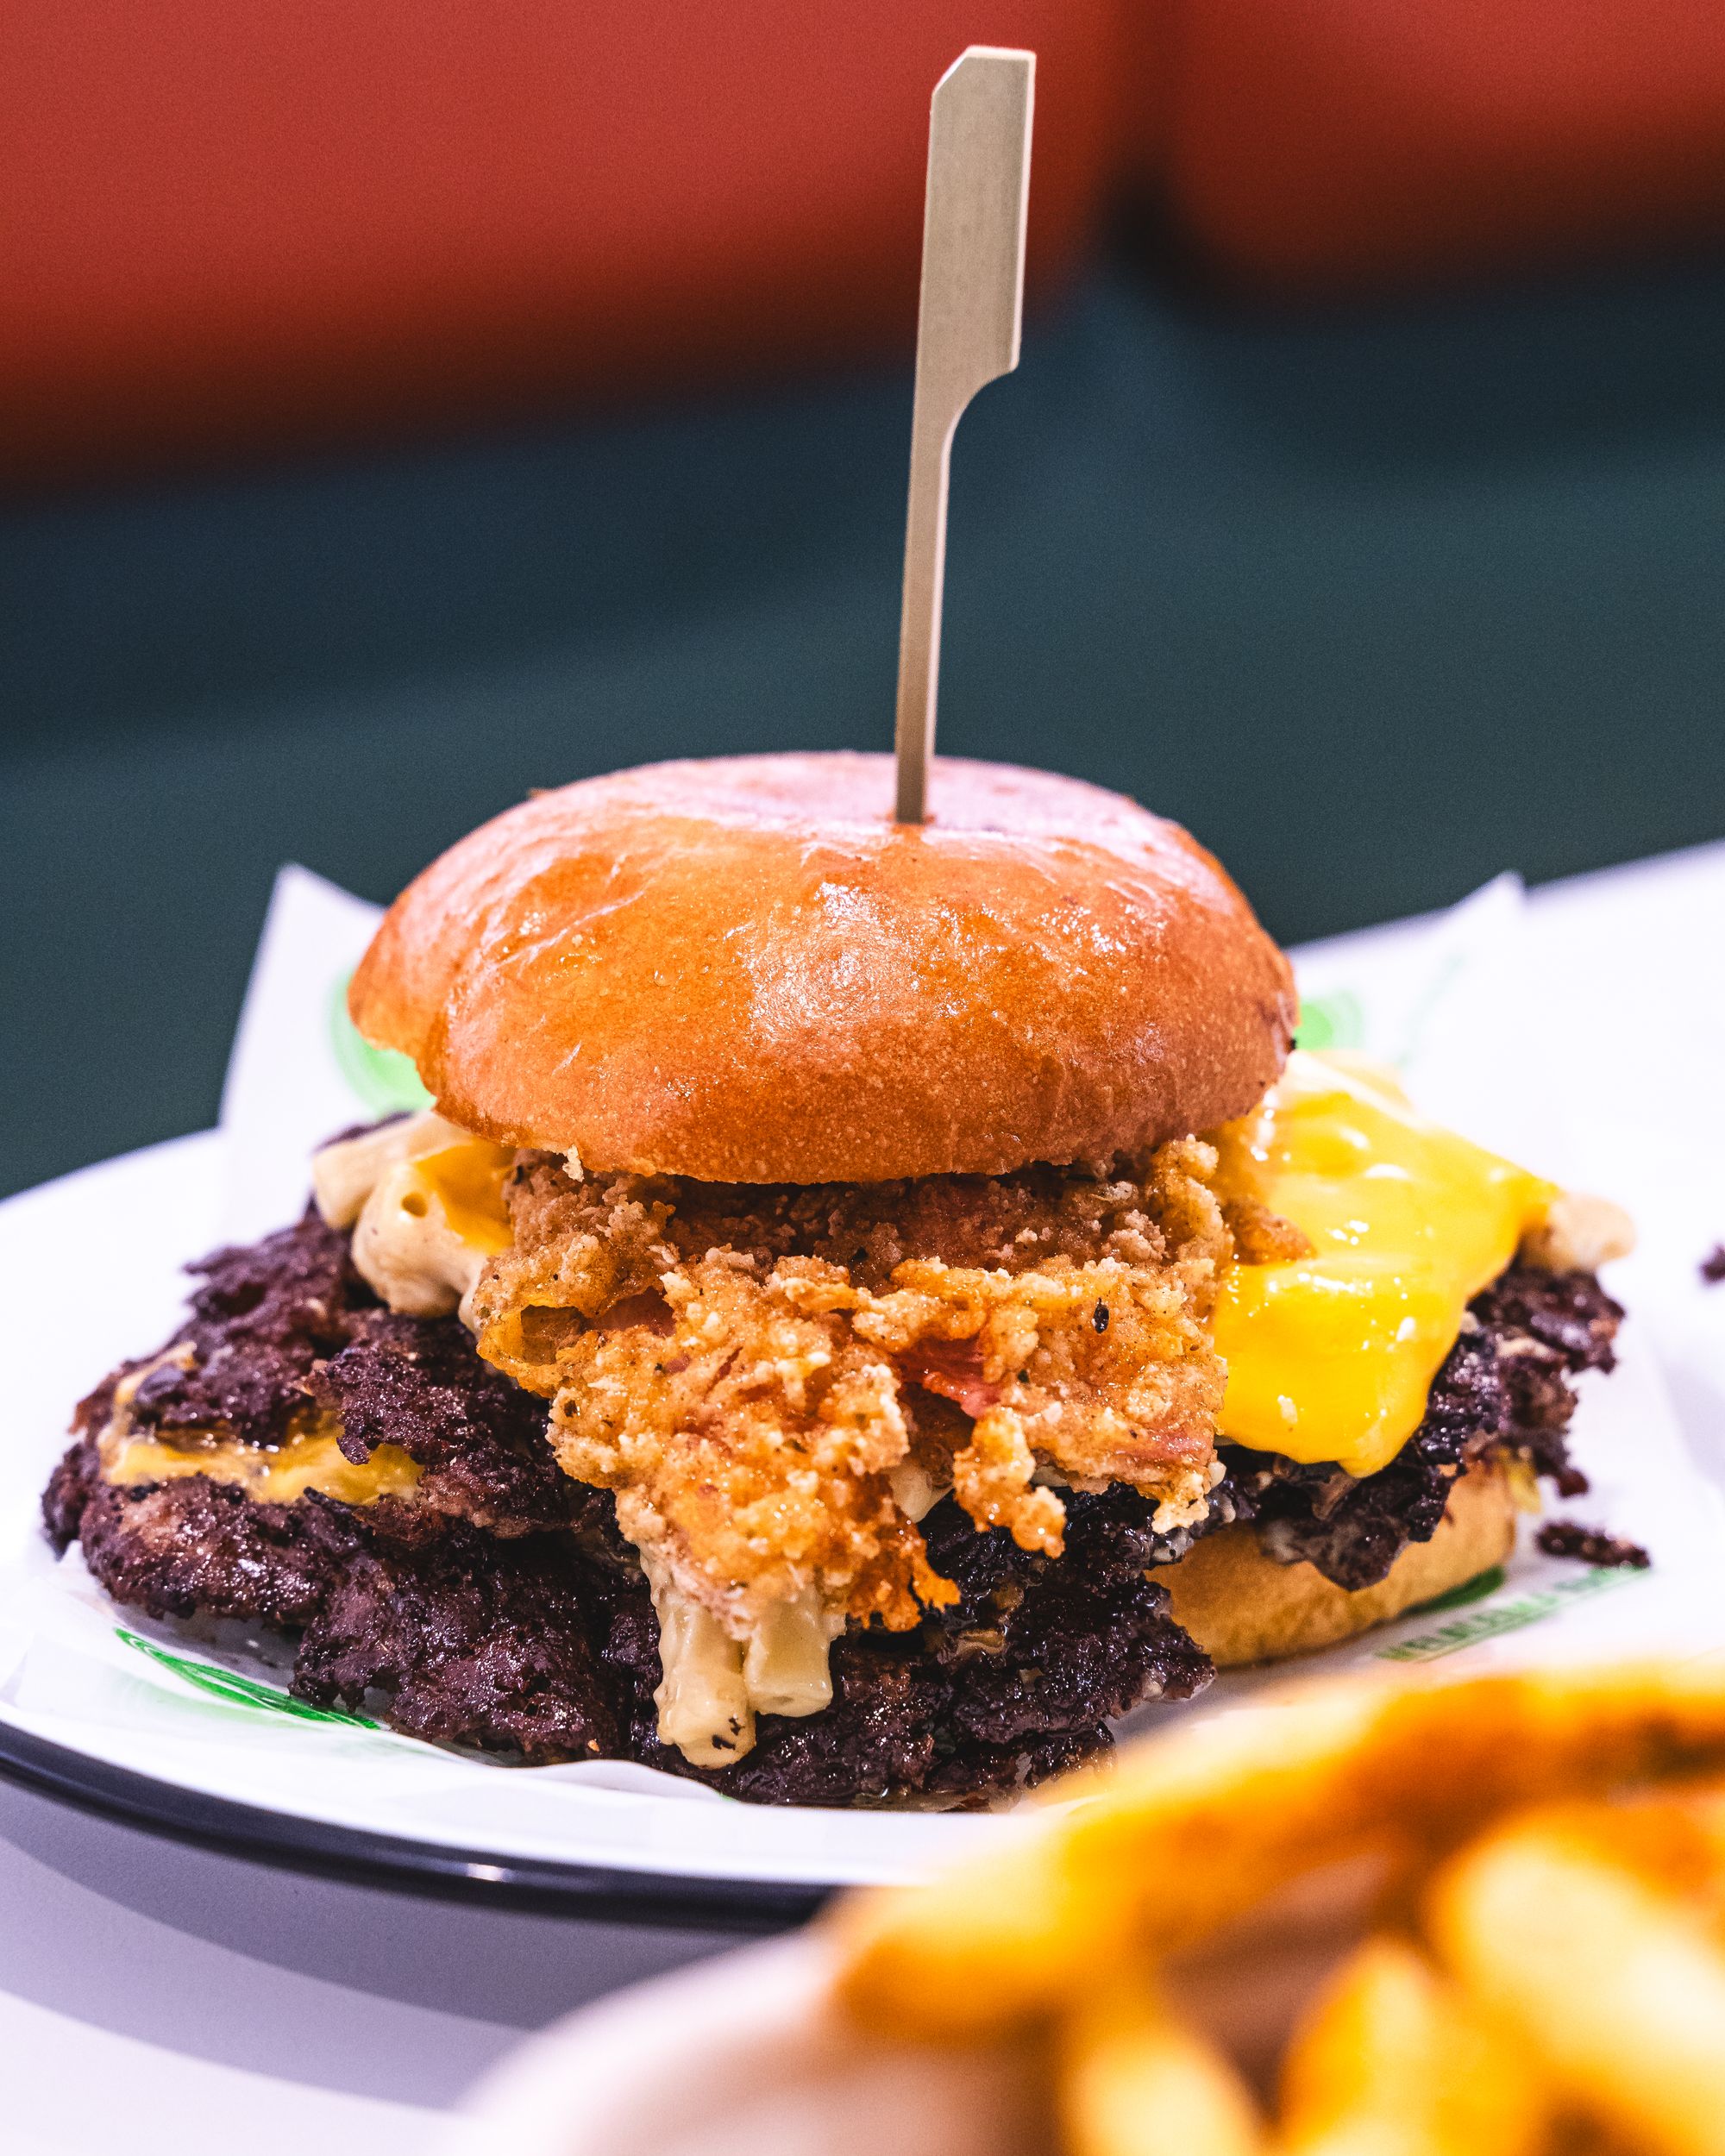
[
  {"x1": 1210, "y1": 1050, "x2": 1557, "y2": 1478},
  {"x1": 104, "y1": 1426, "x2": 423, "y2": 1506}
]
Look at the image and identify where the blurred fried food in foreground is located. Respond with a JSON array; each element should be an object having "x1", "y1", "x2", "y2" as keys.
[
  {"x1": 831, "y1": 1662, "x2": 1725, "y2": 2034},
  {"x1": 1279, "y1": 1936, "x2": 1545, "y2": 2156},
  {"x1": 1061, "y1": 1982, "x2": 1264, "y2": 2156},
  {"x1": 1433, "y1": 1808, "x2": 1725, "y2": 2156},
  {"x1": 826, "y1": 1658, "x2": 1725, "y2": 2156}
]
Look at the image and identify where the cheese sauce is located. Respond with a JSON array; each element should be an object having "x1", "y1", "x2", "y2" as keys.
[
  {"x1": 1210, "y1": 1050, "x2": 1557, "y2": 1478},
  {"x1": 103, "y1": 1425, "x2": 423, "y2": 1506},
  {"x1": 313, "y1": 1112, "x2": 515, "y2": 1326}
]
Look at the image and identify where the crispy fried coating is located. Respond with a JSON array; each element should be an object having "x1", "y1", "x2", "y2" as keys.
[
  {"x1": 471, "y1": 1143, "x2": 1232, "y2": 1635},
  {"x1": 1222, "y1": 1196, "x2": 1316, "y2": 1265}
]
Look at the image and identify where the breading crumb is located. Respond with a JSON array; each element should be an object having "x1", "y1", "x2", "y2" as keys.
[
  {"x1": 1223, "y1": 1199, "x2": 1316, "y2": 1264},
  {"x1": 473, "y1": 1145, "x2": 1233, "y2": 1635}
]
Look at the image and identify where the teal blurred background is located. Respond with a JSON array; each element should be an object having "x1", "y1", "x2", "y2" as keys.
[{"x1": 6, "y1": 255, "x2": 1725, "y2": 1200}]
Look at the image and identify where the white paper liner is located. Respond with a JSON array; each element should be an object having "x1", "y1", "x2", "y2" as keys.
[{"x1": 3, "y1": 846, "x2": 1722, "y2": 1889}]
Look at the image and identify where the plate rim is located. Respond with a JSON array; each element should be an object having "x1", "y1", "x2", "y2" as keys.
[{"x1": 0, "y1": 1713, "x2": 823, "y2": 1928}]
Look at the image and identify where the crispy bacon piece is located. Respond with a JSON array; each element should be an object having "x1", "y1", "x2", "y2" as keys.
[{"x1": 898, "y1": 1338, "x2": 1001, "y2": 1420}]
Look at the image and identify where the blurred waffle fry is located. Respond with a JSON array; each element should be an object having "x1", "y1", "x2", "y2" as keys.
[
  {"x1": 1279, "y1": 1936, "x2": 1546, "y2": 2156},
  {"x1": 1521, "y1": 1785, "x2": 1725, "y2": 1922},
  {"x1": 831, "y1": 1680, "x2": 1382, "y2": 2038},
  {"x1": 1059, "y1": 1981, "x2": 1264, "y2": 2156},
  {"x1": 1431, "y1": 1814, "x2": 1725, "y2": 2156},
  {"x1": 831, "y1": 1661, "x2": 1725, "y2": 2038}
]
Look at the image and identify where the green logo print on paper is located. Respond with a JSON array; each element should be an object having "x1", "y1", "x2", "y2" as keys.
[
  {"x1": 116, "y1": 1628, "x2": 377, "y2": 1728},
  {"x1": 329, "y1": 968, "x2": 433, "y2": 1118},
  {"x1": 1405, "y1": 1564, "x2": 1507, "y2": 1616},
  {"x1": 1294, "y1": 989, "x2": 1365, "y2": 1053},
  {"x1": 1375, "y1": 1563, "x2": 1647, "y2": 1665}
]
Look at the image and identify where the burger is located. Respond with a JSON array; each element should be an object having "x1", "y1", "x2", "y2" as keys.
[{"x1": 43, "y1": 754, "x2": 1634, "y2": 1806}]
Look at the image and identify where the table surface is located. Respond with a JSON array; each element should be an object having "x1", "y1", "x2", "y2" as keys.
[{"x1": 0, "y1": 1771, "x2": 739, "y2": 2155}]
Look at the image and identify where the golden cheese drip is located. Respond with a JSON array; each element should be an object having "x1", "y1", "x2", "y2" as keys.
[
  {"x1": 1210, "y1": 1050, "x2": 1557, "y2": 1478},
  {"x1": 102, "y1": 1425, "x2": 422, "y2": 1507}
]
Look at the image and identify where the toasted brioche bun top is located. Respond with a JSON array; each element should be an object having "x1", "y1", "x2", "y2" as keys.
[{"x1": 348, "y1": 753, "x2": 1296, "y2": 1183}]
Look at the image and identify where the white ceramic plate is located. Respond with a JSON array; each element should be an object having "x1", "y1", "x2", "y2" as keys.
[
  {"x1": 2, "y1": 1134, "x2": 1718, "y2": 1922},
  {"x1": 448, "y1": 1850, "x2": 1402, "y2": 2155},
  {"x1": 450, "y1": 1933, "x2": 1047, "y2": 2156}
]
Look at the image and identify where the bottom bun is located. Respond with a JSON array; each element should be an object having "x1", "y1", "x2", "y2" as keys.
[{"x1": 1162, "y1": 1460, "x2": 1516, "y2": 1669}]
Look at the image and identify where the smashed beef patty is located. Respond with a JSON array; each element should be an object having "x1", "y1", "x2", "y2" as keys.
[
  {"x1": 41, "y1": 1206, "x2": 1219, "y2": 1802},
  {"x1": 611, "y1": 1483, "x2": 1215, "y2": 1804},
  {"x1": 1217, "y1": 1265, "x2": 1622, "y2": 1592},
  {"x1": 471, "y1": 1143, "x2": 1233, "y2": 1640},
  {"x1": 44, "y1": 1431, "x2": 1212, "y2": 1802},
  {"x1": 48, "y1": 1458, "x2": 621, "y2": 1760},
  {"x1": 78, "y1": 1209, "x2": 581, "y2": 1537}
]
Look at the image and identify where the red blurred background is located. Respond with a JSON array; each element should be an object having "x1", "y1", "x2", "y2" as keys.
[
  {"x1": 9, "y1": 0, "x2": 1725, "y2": 479},
  {"x1": 3, "y1": 2, "x2": 1119, "y2": 476}
]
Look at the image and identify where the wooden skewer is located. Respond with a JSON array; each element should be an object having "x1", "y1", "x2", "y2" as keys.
[{"x1": 893, "y1": 46, "x2": 1035, "y2": 826}]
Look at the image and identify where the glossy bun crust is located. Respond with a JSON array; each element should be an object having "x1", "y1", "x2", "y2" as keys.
[
  {"x1": 1162, "y1": 1462, "x2": 1515, "y2": 1669},
  {"x1": 349, "y1": 753, "x2": 1296, "y2": 1183}
]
